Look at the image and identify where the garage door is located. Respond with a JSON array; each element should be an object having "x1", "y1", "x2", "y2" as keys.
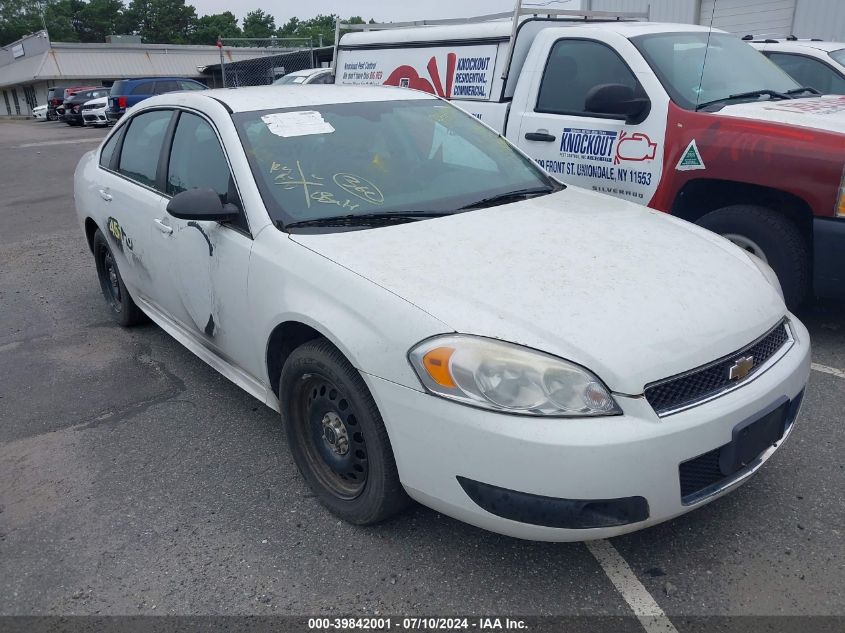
[{"x1": 700, "y1": 0, "x2": 796, "y2": 37}]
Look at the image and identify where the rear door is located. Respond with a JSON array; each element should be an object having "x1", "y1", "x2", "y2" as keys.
[{"x1": 515, "y1": 30, "x2": 669, "y2": 206}]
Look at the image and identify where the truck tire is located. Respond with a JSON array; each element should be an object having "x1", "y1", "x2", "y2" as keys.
[{"x1": 696, "y1": 205, "x2": 809, "y2": 309}]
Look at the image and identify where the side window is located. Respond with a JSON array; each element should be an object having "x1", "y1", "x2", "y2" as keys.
[
  {"x1": 117, "y1": 109, "x2": 173, "y2": 187},
  {"x1": 310, "y1": 72, "x2": 334, "y2": 85},
  {"x1": 537, "y1": 39, "x2": 639, "y2": 115},
  {"x1": 154, "y1": 80, "x2": 180, "y2": 95},
  {"x1": 767, "y1": 52, "x2": 845, "y2": 95},
  {"x1": 99, "y1": 129, "x2": 122, "y2": 168},
  {"x1": 167, "y1": 112, "x2": 235, "y2": 201},
  {"x1": 130, "y1": 82, "x2": 153, "y2": 95},
  {"x1": 178, "y1": 80, "x2": 205, "y2": 91}
]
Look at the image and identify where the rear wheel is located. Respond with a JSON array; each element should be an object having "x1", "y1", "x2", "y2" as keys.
[
  {"x1": 93, "y1": 229, "x2": 147, "y2": 327},
  {"x1": 279, "y1": 339, "x2": 410, "y2": 525},
  {"x1": 696, "y1": 205, "x2": 810, "y2": 309}
]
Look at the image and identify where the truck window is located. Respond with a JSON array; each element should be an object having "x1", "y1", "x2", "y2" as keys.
[{"x1": 537, "y1": 39, "x2": 638, "y2": 116}]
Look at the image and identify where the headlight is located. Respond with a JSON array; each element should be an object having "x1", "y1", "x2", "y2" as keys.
[
  {"x1": 837, "y1": 164, "x2": 845, "y2": 218},
  {"x1": 408, "y1": 335, "x2": 621, "y2": 417},
  {"x1": 744, "y1": 251, "x2": 784, "y2": 302}
]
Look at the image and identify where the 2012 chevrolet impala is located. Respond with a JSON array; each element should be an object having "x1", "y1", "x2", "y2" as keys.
[{"x1": 74, "y1": 86, "x2": 811, "y2": 541}]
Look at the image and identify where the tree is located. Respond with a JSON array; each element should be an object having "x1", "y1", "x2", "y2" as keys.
[
  {"x1": 123, "y1": 0, "x2": 197, "y2": 44},
  {"x1": 77, "y1": 0, "x2": 126, "y2": 42},
  {"x1": 189, "y1": 10, "x2": 240, "y2": 45},
  {"x1": 0, "y1": 0, "x2": 44, "y2": 46},
  {"x1": 242, "y1": 8, "x2": 273, "y2": 39},
  {"x1": 277, "y1": 14, "x2": 367, "y2": 47}
]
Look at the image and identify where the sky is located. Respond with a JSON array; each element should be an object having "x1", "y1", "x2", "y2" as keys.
[{"x1": 189, "y1": 0, "x2": 582, "y2": 22}]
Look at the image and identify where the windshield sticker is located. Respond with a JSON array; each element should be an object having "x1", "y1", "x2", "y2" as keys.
[
  {"x1": 676, "y1": 140, "x2": 706, "y2": 172},
  {"x1": 261, "y1": 111, "x2": 335, "y2": 137}
]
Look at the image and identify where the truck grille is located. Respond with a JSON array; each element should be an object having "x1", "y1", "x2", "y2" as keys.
[{"x1": 645, "y1": 320, "x2": 791, "y2": 416}]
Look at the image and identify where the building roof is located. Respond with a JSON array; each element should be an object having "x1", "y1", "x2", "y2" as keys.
[{"x1": 0, "y1": 36, "x2": 296, "y2": 88}]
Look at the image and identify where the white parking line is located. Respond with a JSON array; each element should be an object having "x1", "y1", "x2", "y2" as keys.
[
  {"x1": 586, "y1": 540, "x2": 679, "y2": 633},
  {"x1": 812, "y1": 363, "x2": 845, "y2": 379},
  {"x1": 15, "y1": 138, "x2": 103, "y2": 149}
]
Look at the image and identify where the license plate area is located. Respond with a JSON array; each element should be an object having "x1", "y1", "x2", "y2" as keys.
[{"x1": 719, "y1": 399, "x2": 788, "y2": 475}]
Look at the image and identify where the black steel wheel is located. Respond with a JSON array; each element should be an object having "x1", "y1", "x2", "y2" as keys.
[
  {"x1": 280, "y1": 339, "x2": 411, "y2": 524},
  {"x1": 92, "y1": 229, "x2": 147, "y2": 327}
]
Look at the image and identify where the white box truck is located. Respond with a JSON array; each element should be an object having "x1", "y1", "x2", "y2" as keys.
[{"x1": 333, "y1": 3, "x2": 845, "y2": 308}]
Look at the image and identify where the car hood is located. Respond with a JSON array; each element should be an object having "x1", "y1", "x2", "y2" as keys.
[
  {"x1": 85, "y1": 97, "x2": 108, "y2": 107},
  {"x1": 290, "y1": 187, "x2": 786, "y2": 394},
  {"x1": 715, "y1": 94, "x2": 845, "y2": 134}
]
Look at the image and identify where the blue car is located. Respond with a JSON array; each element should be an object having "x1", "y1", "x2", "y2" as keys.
[{"x1": 106, "y1": 77, "x2": 207, "y2": 122}]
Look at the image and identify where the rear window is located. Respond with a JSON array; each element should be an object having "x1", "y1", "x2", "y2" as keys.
[{"x1": 110, "y1": 81, "x2": 128, "y2": 96}]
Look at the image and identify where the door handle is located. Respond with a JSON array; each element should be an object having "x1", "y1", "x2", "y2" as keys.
[
  {"x1": 98, "y1": 189, "x2": 112, "y2": 202},
  {"x1": 153, "y1": 218, "x2": 173, "y2": 235},
  {"x1": 524, "y1": 131, "x2": 556, "y2": 142}
]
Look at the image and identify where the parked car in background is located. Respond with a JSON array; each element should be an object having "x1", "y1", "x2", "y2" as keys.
[
  {"x1": 56, "y1": 85, "x2": 100, "y2": 120},
  {"x1": 75, "y1": 85, "x2": 809, "y2": 542},
  {"x1": 273, "y1": 68, "x2": 334, "y2": 85},
  {"x1": 32, "y1": 104, "x2": 47, "y2": 120},
  {"x1": 64, "y1": 88, "x2": 110, "y2": 126},
  {"x1": 750, "y1": 38, "x2": 845, "y2": 95},
  {"x1": 82, "y1": 95, "x2": 110, "y2": 126},
  {"x1": 106, "y1": 77, "x2": 207, "y2": 123}
]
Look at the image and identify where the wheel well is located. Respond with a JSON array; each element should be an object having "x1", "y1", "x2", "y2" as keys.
[
  {"x1": 266, "y1": 321, "x2": 324, "y2": 397},
  {"x1": 671, "y1": 179, "x2": 813, "y2": 243},
  {"x1": 84, "y1": 217, "x2": 99, "y2": 253}
]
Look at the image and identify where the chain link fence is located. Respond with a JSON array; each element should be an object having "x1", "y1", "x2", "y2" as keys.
[{"x1": 215, "y1": 38, "x2": 316, "y2": 87}]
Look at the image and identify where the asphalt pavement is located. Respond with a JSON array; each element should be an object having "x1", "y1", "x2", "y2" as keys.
[{"x1": 0, "y1": 119, "x2": 843, "y2": 627}]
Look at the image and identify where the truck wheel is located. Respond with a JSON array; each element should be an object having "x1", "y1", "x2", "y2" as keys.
[
  {"x1": 93, "y1": 229, "x2": 147, "y2": 327},
  {"x1": 279, "y1": 338, "x2": 411, "y2": 525},
  {"x1": 696, "y1": 205, "x2": 809, "y2": 309}
]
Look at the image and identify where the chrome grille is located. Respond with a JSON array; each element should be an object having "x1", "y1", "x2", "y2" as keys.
[{"x1": 645, "y1": 320, "x2": 791, "y2": 416}]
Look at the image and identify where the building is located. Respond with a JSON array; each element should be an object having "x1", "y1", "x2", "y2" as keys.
[
  {"x1": 585, "y1": 0, "x2": 845, "y2": 41},
  {"x1": 0, "y1": 31, "x2": 295, "y2": 117}
]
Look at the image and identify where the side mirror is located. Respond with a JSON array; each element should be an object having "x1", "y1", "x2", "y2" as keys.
[
  {"x1": 166, "y1": 188, "x2": 240, "y2": 222},
  {"x1": 584, "y1": 83, "x2": 651, "y2": 123}
]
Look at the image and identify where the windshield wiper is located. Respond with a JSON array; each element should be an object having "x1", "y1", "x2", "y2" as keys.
[
  {"x1": 695, "y1": 89, "x2": 793, "y2": 111},
  {"x1": 786, "y1": 86, "x2": 821, "y2": 97},
  {"x1": 457, "y1": 186, "x2": 555, "y2": 211},
  {"x1": 284, "y1": 211, "x2": 449, "y2": 229}
]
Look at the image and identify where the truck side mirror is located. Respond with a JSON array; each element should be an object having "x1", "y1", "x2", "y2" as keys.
[{"x1": 584, "y1": 84, "x2": 651, "y2": 124}]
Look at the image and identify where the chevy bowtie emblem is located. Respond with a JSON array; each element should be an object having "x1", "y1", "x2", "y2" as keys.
[{"x1": 729, "y1": 356, "x2": 755, "y2": 381}]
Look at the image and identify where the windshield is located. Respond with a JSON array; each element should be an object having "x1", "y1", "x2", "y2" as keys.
[
  {"x1": 274, "y1": 74, "x2": 308, "y2": 85},
  {"x1": 831, "y1": 49, "x2": 845, "y2": 66},
  {"x1": 234, "y1": 99, "x2": 557, "y2": 228},
  {"x1": 632, "y1": 32, "x2": 800, "y2": 109}
]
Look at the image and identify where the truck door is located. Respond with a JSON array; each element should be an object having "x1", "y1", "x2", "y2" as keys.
[{"x1": 516, "y1": 36, "x2": 667, "y2": 207}]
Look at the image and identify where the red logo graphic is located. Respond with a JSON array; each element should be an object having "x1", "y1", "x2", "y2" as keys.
[
  {"x1": 384, "y1": 53, "x2": 457, "y2": 98},
  {"x1": 614, "y1": 131, "x2": 658, "y2": 165}
]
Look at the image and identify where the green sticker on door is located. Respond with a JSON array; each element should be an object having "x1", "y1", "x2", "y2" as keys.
[{"x1": 676, "y1": 140, "x2": 705, "y2": 171}]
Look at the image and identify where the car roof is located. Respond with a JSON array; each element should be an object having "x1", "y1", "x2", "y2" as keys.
[
  {"x1": 286, "y1": 68, "x2": 332, "y2": 78},
  {"x1": 751, "y1": 39, "x2": 845, "y2": 53},
  {"x1": 185, "y1": 85, "x2": 437, "y2": 113},
  {"x1": 115, "y1": 77, "x2": 202, "y2": 83}
]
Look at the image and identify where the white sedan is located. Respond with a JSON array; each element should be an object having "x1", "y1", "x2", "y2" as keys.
[{"x1": 73, "y1": 86, "x2": 810, "y2": 541}]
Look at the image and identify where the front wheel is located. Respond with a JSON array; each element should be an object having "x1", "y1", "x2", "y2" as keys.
[
  {"x1": 696, "y1": 205, "x2": 810, "y2": 309},
  {"x1": 279, "y1": 339, "x2": 411, "y2": 525}
]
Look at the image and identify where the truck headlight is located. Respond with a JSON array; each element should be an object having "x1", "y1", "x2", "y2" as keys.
[
  {"x1": 837, "y1": 165, "x2": 845, "y2": 218},
  {"x1": 409, "y1": 335, "x2": 621, "y2": 417}
]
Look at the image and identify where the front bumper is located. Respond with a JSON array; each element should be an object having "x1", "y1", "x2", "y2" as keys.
[
  {"x1": 364, "y1": 316, "x2": 811, "y2": 541},
  {"x1": 65, "y1": 112, "x2": 83, "y2": 125},
  {"x1": 83, "y1": 108, "x2": 109, "y2": 125},
  {"x1": 813, "y1": 217, "x2": 845, "y2": 299}
]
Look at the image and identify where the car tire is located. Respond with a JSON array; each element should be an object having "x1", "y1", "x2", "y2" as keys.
[
  {"x1": 696, "y1": 205, "x2": 810, "y2": 309},
  {"x1": 93, "y1": 229, "x2": 147, "y2": 327},
  {"x1": 280, "y1": 338, "x2": 411, "y2": 525}
]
